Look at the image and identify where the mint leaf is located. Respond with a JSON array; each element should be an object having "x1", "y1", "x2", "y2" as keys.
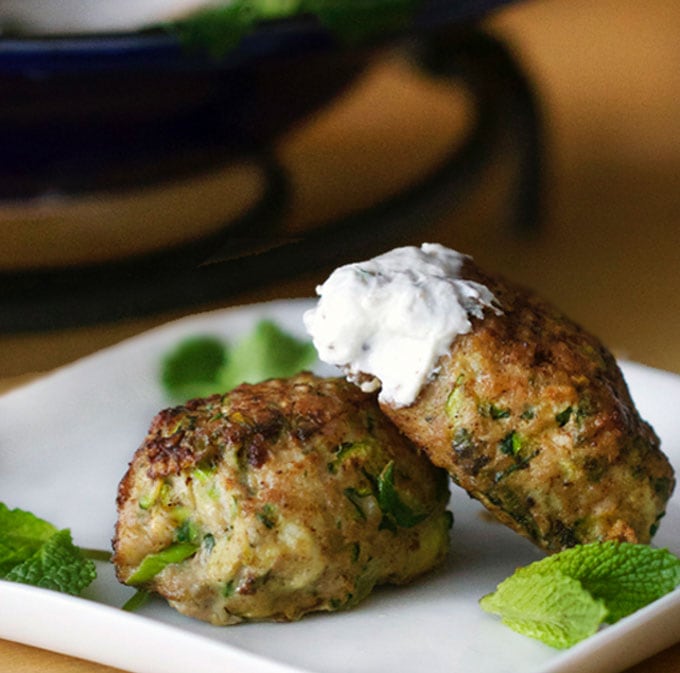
[
  {"x1": 161, "y1": 335, "x2": 227, "y2": 401},
  {"x1": 480, "y1": 572, "x2": 608, "y2": 649},
  {"x1": 302, "y1": 0, "x2": 420, "y2": 43},
  {"x1": 480, "y1": 542, "x2": 680, "y2": 648},
  {"x1": 5, "y1": 529, "x2": 96, "y2": 596},
  {"x1": 165, "y1": 0, "x2": 303, "y2": 58},
  {"x1": 219, "y1": 319, "x2": 316, "y2": 391},
  {"x1": 161, "y1": 320, "x2": 316, "y2": 401},
  {"x1": 164, "y1": 2, "x2": 259, "y2": 58},
  {"x1": 165, "y1": 0, "x2": 420, "y2": 58},
  {"x1": 518, "y1": 541, "x2": 680, "y2": 624},
  {"x1": 0, "y1": 503, "x2": 58, "y2": 576},
  {"x1": 0, "y1": 503, "x2": 98, "y2": 596}
]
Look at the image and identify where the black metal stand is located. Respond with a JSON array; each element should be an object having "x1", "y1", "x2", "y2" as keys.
[{"x1": 0, "y1": 26, "x2": 543, "y2": 332}]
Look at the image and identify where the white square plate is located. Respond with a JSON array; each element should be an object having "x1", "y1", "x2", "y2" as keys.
[{"x1": 1, "y1": 299, "x2": 678, "y2": 673}]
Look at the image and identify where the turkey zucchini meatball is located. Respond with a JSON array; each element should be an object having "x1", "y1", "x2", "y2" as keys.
[
  {"x1": 305, "y1": 244, "x2": 675, "y2": 554},
  {"x1": 382, "y1": 261, "x2": 673, "y2": 552},
  {"x1": 113, "y1": 373, "x2": 451, "y2": 625}
]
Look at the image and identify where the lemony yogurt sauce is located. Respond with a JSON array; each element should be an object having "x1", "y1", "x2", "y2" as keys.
[{"x1": 303, "y1": 243, "x2": 501, "y2": 408}]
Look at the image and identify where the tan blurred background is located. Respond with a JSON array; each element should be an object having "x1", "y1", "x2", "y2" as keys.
[
  {"x1": 2, "y1": 1, "x2": 680, "y2": 670},
  {"x1": 2, "y1": 0, "x2": 679, "y2": 383}
]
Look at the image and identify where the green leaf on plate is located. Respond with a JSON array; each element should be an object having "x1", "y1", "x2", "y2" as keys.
[
  {"x1": 164, "y1": 2, "x2": 260, "y2": 58},
  {"x1": 480, "y1": 542, "x2": 680, "y2": 649},
  {"x1": 161, "y1": 319, "x2": 316, "y2": 402},
  {"x1": 219, "y1": 319, "x2": 316, "y2": 391},
  {"x1": 164, "y1": 0, "x2": 421, "y2": 57},
  {"x1": 161, "y1": 335, "x2": 227, "y2": 401},
  {"x1": 0, "y1": 503, "x2": 58, "y2": 576},
  {"x1": 480, "y1": 571, "x2": 607, "y2": 650},
  {"x1": 4, "y1": 529, "x2": 97, "y2": 596},
  {"x1": 516, "y1": 541, "x2": 680, "y2": 624},
  {"x1": 302, "y1": 0, "x2": 420, "y2": 43}
]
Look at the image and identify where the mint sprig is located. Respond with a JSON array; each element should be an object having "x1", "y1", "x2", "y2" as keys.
[
  {"x1": 481, "y1": 572, "x2": 607, "y2": 649},
  {"x1": 161, "y1": 335, "x2": 227, "y2": 401},
  {"x1": 303, "y1": 0, "x2": 420, "y2": 43},
  {"x1": 5, "y1": 529, "x2": 97, "y2": 595},
  {"x1": 219, "y1": 319, "x2": 317, "y2": 391},
  {"x1": 520, "y1": 541, "x2": 680, "y2": 624},
  {"x1": 160, "y1": 319, "x2": 317, "y2": 401},
  {"x1": 480, "y1": 542, "x2": 680, "y2": 649},
  {"x1": 0, "y1": 503, "x2": 58, "y2": 575},
  {"x1": 0, "y1": 503, "x2": 96, "y2": 596},
  {"x1": 165, "y1": 0, "x2": 420, "y2": 58},
  {"x1": 164, "y1": 2, "x2": 259, "y2": 58}
]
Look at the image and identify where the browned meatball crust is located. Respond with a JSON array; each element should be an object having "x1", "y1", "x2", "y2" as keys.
[
  {"x1": 379, "y1": 259, "x2": 674, "y2": 553},
  {"x1": 113, "y1": 373, "x2": 451, "y2": 625}
]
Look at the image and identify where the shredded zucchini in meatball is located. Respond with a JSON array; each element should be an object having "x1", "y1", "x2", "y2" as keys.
[
  {"x1": 113, "y1": 373, "x2": 451, "y2": 625},
  {"x1": 378, "y1": 258, "x2": 674, "y2": 553}
]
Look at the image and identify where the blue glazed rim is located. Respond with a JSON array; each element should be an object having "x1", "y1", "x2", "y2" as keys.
[{"x1": 0, "y1": 0, "x2": 516, "y2": 73}]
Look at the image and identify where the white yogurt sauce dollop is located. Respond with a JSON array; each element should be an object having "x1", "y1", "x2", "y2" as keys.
[{"x1": 303, "y1": 243, "x2": 501, "y2": 408}]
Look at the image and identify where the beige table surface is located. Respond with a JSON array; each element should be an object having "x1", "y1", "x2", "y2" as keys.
[{"x1": 2, "y1": 0, "x2": 680, "y2": 671}]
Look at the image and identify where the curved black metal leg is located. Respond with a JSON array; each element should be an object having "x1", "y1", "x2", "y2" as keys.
[{"x1": 416, "y1": 26, "x2": 544, "y2": 235}]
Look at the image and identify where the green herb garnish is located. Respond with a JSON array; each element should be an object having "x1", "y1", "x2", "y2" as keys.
[
  {"x1": 480, "y1": 542, "x2": 680, "y2": 649},
  {"x1": 161, "y1": 319, "x2": 316, "y2": 401},
  {"x1": 555, "y1": 406, "x2": 573, "y2": 427},
  {"x1": 220, "y1": 320, "x2": 316, "y2": 391},
  {"x1": 166, "y1": 2, "x2": 260, "y2": 58},
  {"x1": 377, "y1": 461, "x2": 427, "y2": 529},
  {"x1": 165, "y1": 0, "x2": 421, "y2": 58},
  {"x1": 488, "y1": 404, "x2": 511, "y2": 420},
  {"x1": 303, "y1": 0, "x2": 420, "y2": 43},
  {"x1": 0, "y1": 503, "x2": 96, "y2": 596},
  {"x1": 499, "y1": 431, "x2": 523, "y2": 456},
  {"x1": 161, "y1": 335, "x2": 227, "y2": 401},
  {"x1": 256, "y1": 504, "x2": 278, "y2": 530}
]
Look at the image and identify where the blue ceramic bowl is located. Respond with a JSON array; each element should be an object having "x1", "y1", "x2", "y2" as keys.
[
  {"x1": 0, "y1": 0, "x2": 516, "y2": 198},
  {"x1": 0, "y1": 1, "x2": 515, "y2": 72}
]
